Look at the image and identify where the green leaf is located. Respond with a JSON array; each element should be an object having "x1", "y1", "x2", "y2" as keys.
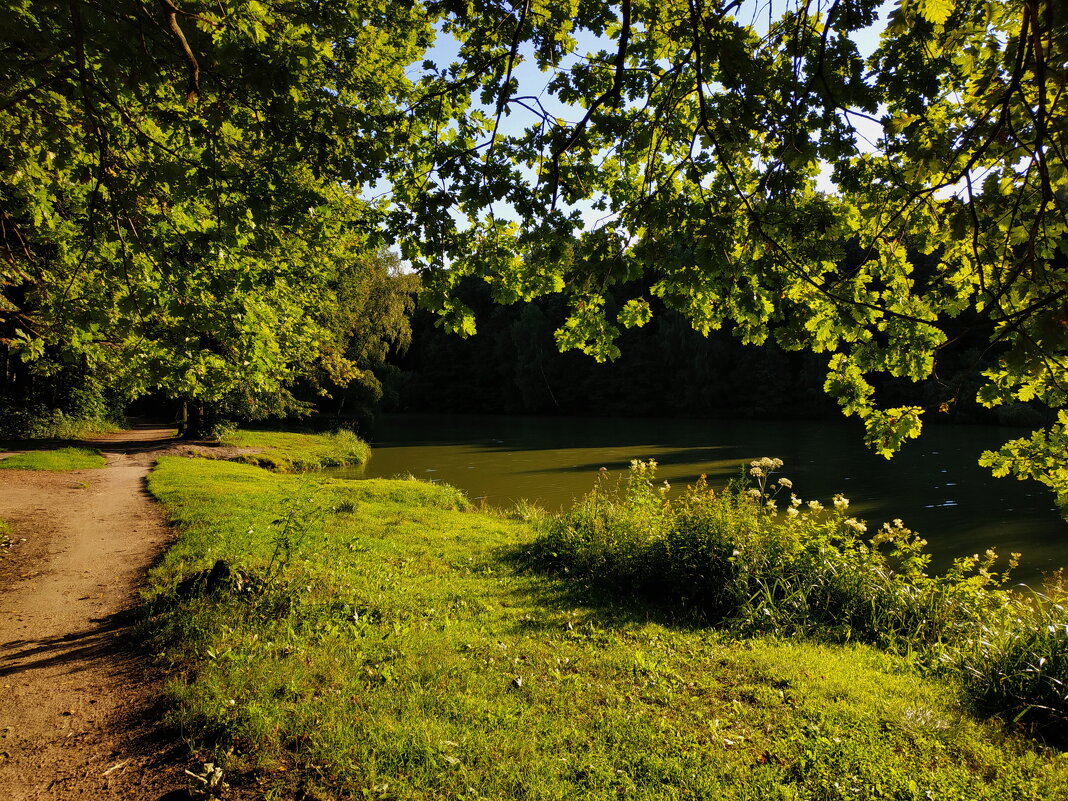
[{"x1": 916, "y1": 0, "x2": 955, "y2": 25}]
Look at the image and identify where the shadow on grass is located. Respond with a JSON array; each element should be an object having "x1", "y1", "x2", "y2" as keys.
[
  {"x1": 497, "y1": 541, "x2": 1068, "y2": 751},
  {"x1": 495, "y1": 542, "x2": 715, "y2": 635}
]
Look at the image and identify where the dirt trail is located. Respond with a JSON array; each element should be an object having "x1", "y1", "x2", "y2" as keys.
[{"x1": 0, "y1": 425, "x2": 189, "y2": 800}]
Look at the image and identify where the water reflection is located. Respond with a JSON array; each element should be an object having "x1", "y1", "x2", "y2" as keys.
[{"x1": 327, "y1": 413, "x2": 1067, "y2": 584}]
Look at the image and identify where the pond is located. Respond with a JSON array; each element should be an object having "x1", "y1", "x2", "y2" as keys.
[{"x1": 329, "y1": 413, "x2": 1067, "y2": 584}]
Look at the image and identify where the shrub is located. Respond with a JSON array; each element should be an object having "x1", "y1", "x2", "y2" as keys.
[
  {"x1": 955, "y1": 576, "x2": 1068, "y2": 743},
  {"x1": 533, "y1": 458, "x2": 1068, "y2": 743}
]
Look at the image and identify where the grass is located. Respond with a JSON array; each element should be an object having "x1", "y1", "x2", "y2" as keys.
[
  {"x1": 219, "y1": 428, "x2": 371, "y2": 472},
  {"x1": 533, "y1": 458, "x2": 1068, "y2": 743},
  {"x1": 143, "y1": 455, "x2": 1068, "y2": 800},
  {"x1": 0, "y1": 518, "x2": 10, "y2": 551},
  {"x1": 0, "y1": 446, "x2": 107, "y2": 471}
]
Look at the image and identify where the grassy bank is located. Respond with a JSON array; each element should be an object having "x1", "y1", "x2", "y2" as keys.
[
  {"x1": 535, "y1": 459, "x2": 1068, "y2": 742},
  {"x1": 0, "y1": 446, "x2": 107, "y2": 471},
  {"x1": 144, "y1": 455, "x2": 1068, "y2": 800},
  {"x1": 219, "y1": 428, "x2": 371, "y2": 472}
]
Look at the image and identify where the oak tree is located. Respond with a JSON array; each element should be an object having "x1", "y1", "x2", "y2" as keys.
[{"x1": 392, "y1": 0, "x2": 1068, "y2": 508}]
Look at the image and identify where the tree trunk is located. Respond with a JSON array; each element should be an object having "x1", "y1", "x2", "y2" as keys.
[
  {"x1": 177, "y1": 401, "x2": 212, "y2": 440},
  {"x1": 177, "y1": 400, "x2": 189, "y2": 438}
]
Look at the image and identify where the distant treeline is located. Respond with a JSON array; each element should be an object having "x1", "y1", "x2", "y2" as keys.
[{"x1": 386, "y1": 276, "x2": 1047, "y2": 428}]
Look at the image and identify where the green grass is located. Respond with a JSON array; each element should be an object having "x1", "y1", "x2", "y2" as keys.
[
  {"x1": 143, "y1": 456, "x2": 1068, "y2": 800},
  {"x1": 219, "y1": 428, "x2": 371, "y2": 472},
  {"x1": 0, "y1": 518, "x2": 11, "y2": 550},
  {"x1": 0, "y1": 446, "x2": 107, "y2": 471},
  {"x1": 533, "y1": 459, "x2": 1068, "y2": 742}
]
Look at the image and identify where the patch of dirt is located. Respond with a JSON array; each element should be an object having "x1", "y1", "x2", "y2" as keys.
[
  {"x1": 0, "y1": 424, "x2": 195, "y2": 800},
  {"x1": 169, "y1": 443, "x2": 263, "y2": 462}
]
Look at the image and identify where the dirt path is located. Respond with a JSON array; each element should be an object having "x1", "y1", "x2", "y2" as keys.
[{"x1": 0, "y1": 425, "x2": 190, "y2": 800}]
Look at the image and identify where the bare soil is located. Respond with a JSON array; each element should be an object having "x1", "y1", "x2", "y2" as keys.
[{"x1": 0, "y1": 425, "x2": 195, "y2": 800}]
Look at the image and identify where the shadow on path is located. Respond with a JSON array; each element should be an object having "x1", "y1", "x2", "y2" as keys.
[{"x1": 0, "y1": 611, "x2": 132, "y2": 678}]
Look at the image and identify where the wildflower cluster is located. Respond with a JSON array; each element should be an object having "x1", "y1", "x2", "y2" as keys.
[
  {"x1": 746, "y1": 457, "x2": 791, "y2": 512},
  {"x1": 742, "y1": 458, "x2": 868, "y2": 541}
]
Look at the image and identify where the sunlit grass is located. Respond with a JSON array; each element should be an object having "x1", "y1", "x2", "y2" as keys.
[
  {"x1": 144, "y1": 456, "x2": 1068, "y2": 800},
  {"x1": 535, "y1": 458, "x2": 1068, "y2": 743},
  {"x1": 219, "y1": 428, "x2": 371, "y2": 473},
  {"x1": 0, "y1": 446, "x2": 106, "y2": 471}
]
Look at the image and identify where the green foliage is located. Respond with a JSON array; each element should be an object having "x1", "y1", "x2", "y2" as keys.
[
  {"x1": 143, "y1": 455, "x2": 1068, "y2": 799},
  {"x1": 387, "y1": 0, "x2": 1068, "y2": 504},
  {"x1": 980, "y1": 410, "x2": 1068, "y2": 514},
  {"x1": 1, "y1": 1, "x2": 431, "y2": 418},
  {"x1": 0, "y1": 446, "x2": 106, "y2": 471},
  {"x1": 955, "y1": 577, "x2": 1068, "y2": 744},
  {"x1": 534, "y1": 459, "x2": 1007, "y2": 647},
  {"x1": 3, "y1": 0, "x2": 1065, "y2": 498},
  {"x1": 534, "y1": 458, "x2": 1068, "y2": 740},
  {"x1": 0, "y1": 404, "x2": 120, "y2": 440},
  {"x1": 305, "y1": 248, "x2": 420, "y2": 427},
  {"x1": 0, "y1": 360, "x2": 124, "y2": 439},
  {"x1": 219, "y1": 428, "x2": 371, "y2": 473}
]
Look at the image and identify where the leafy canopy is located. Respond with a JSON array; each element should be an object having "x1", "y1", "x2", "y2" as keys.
[
  {"x1": 2, "y1": 0, "x2": 1067, "y2": 505},
  {"x1": 1, "y1": 0, "x2": 431, "y2": 413},
  {"x1": 387, "y1": 0, "x2": 1068, "y2": 506}
]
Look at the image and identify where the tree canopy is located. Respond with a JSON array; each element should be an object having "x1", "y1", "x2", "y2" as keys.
[
  {"x1": 2, "y1": 1, "x2": 1066, "y2": 503},
  {"x1": 391, "y1": 0, "x2": 1067, "y2": 506},
  {"x1": 1, "y1": 0, "x2": 430, "y2": 431}
]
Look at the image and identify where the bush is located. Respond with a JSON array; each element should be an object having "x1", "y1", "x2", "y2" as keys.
[
  {"x1": 955, "y1": 576, "x2": 1068, "y2": 743},
  {"x1": 533, "y1": 458, "x2": 1068, "y2": 743}
]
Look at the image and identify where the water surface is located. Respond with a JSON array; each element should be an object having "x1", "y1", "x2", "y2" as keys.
[{"x1": 332, "y1": 414, "x2": 1066, "y2": 583}]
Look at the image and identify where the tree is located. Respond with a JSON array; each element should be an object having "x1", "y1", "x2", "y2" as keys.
[
  {"x1": 1, "y1": 0, "x2": 434, "y2": 434},
  {"x1": 2, "y1": 1, "x2": 1066, "y2": 507},
  {"x1": 305, "y1": 248, "x2": 420, "y2": 428},
  {"x1": 386, "y1": 0, "x2": 1068, "y2": 509}
]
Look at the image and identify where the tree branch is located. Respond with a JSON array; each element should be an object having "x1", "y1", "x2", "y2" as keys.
[{"x1": 159, "y1": 0, "x2": 200, "y2": 102}]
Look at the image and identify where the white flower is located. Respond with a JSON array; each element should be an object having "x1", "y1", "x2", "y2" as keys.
[
  {"x1": 747, "y1": 488, "x2": 762, "y2": 499},
  {"x1": 833, "y1": 493, "x2": 849, "y2": 512},
  {"x1": 765, "y1": 499, "x2": 777, "y2": 512},
  {"x1": 790, "y1": 493, "x2": 802, "y2": 508},
  {"x1": 777, "y1": 477, "x2": 793, "y2": 489},
  {"x1": 843, "y1": 518, "x2": 866, "y2": 534},
  {"x1": 786, "y1": 507, "x2": 799, "y2": 518},
  {"x1": 808, "y1": 500, "x2": 824, "y2": 512},
  {"x1": 750, "y1": 466, "x2": 765, "y2": 478},
  {"x1": 751, "y1": 457, "x2": 784, "y2": 471}
]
